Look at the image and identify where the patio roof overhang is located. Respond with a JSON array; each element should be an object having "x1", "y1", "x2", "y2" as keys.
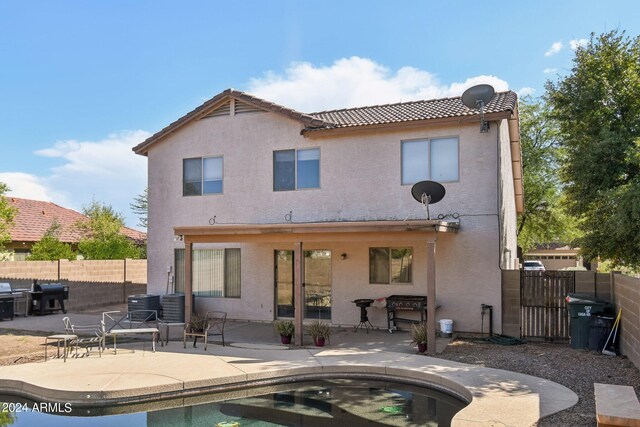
[
  {"x1": 174, "y1": 219, "x2": 459, "y2": 243},
  {"x1": 176, "y1": 219, "x2": 458, "y2": 354}
]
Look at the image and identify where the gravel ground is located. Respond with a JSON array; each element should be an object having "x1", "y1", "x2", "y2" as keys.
[{"x1": 437, "y1": 337, "x2": 640, "y2": 426}]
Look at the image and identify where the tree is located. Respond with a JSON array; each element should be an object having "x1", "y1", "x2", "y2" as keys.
[
  {"x1": 130, "y1": 187, "x2": 148, "y2": 229},
  {"x1": 516, "y1": 97, "x2": 579, "y2": 252},
  {"x1": 76, "y1": 200, "x2": 143, "y2": 260},
  {"x1": 545, "y1": 30, "x2": 640, "y2": 268},
  {"x1": 0, "y1": 182, "x2": 16, "y2": 251},
  {"x1": 28, "y1": 220, "x2": 76, "y2": 261}
]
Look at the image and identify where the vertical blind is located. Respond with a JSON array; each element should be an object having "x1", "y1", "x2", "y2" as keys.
[{"x1": 174, "y1": 248, "x2": 241, "y2": 297}]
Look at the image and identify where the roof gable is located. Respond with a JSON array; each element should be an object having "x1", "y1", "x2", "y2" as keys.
[{"x1": 133, "y1": 89, "x2": 330, "y2": 155}]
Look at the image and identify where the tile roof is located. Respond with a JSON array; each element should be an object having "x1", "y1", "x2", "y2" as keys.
[
  {"x1": 133, "y1": 89, "x2": 518, "y2": 154},
  {"x1": 308, "y1": 91, "x2": 518, "y2": 130},
  {"x1": 7, "y1": 197, "x2": 146, "y2": 244}
]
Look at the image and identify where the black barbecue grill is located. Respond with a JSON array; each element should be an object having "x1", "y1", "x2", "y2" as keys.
[
  {"x1": 30, "y1": 283, "x2": 68, "y2": 315},
  {"x1": 0, "y1": 283, "x2": 15, "y2": 320},
  {"x1": 352, "y1": 299, "x2": 374, "y2": 333},
  {"x1": 386, "y1": 294, "x2": 428, "y2": 332}
]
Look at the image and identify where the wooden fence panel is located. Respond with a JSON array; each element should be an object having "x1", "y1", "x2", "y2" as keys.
[{"x1": 521, "y1": 270, "x2": 575, "y2": 340}]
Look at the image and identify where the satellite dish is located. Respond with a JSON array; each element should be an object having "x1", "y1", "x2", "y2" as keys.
[
  {"x1": 411, "y1": 181, "x2": 446, "y2": 220},
  {"x1": 461, "y1": 84, "x2": 495, "y2": 133},
  {"x1": 461, "y1": 84, "x2": 495, "y2": 109}
]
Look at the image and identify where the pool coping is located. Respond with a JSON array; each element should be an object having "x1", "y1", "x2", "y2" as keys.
[{"x1": 0, "y1": 344, "x2": 578, "y2": 426}]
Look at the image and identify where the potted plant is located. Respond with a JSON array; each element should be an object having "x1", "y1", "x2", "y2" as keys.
[
  {"x1": 274, "y1": 320, "x2": 295, "y2": 344},
  {"x1": 305, "y1": 321, "x2": 331, "y2": 347},
  {"x1": 410, "y1": 322, "x2": 428, "y2": 353}
]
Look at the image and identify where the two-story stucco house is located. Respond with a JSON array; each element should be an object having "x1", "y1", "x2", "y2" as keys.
[{"x1": 133, "y1": 88, "x2": 523, "y2": 349}]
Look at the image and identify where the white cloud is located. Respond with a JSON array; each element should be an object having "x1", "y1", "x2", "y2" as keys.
[
  {"x1": 543, "y1": 68, "x2": 558, "y2": 74},
  {"x1": 545, "y1": 42, "x2": 563, "y2": 56},
  {"x1": 517, "y1": 87, "x2": 536, "y2": 97},
  {"x1": 570, "y1": 38, "x2": 588, "y2": 50},
  {"x1": 4, "y1": 131, "x2": 150, "y2": 229},
  {"x1": 0, "y1": 172, "x2": 60, "y2": 202},
  {"x1": 248, "y1": 57, "x2": 509, "y2": 112}
]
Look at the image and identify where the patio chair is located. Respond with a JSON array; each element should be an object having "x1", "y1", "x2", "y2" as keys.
[
  {"x1": 205, "y1": 311, "x2": 227, "y2": 347},
  {"x1": 184, "y1": 313, "x2": 211, "y2": 350},
  {"x1": 62, "y1": 316, "x2": 104, "y2": 357}
]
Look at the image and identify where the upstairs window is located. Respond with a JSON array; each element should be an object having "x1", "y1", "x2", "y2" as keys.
[
  {"x1": 401, "y1": 137, "x2": 458, "y2": 184},
  {"x1": 274, "y1": 148, "x2": 320, "y2": 191},
  {"x1": 183, "y1": 156, "x2": 223, "y2": 196}
]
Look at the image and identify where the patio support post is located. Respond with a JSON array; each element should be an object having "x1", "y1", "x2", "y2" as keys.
[
  {"x1": 294, "y1": 241, "x2": 304, "y2": 346},
  {"x1": 426, "y1": 239, "x2": 437, "y2": 354},
  {"x1": 184, "y1": 238, "x2": 193, "y2": 323}
]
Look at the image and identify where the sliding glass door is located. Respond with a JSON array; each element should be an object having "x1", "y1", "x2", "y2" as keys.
[{"x1": 274, "y1": 250, "x2": 332, "y2": 320}]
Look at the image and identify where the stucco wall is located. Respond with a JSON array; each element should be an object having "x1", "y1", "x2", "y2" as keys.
[
  {"x1": 145, "y1": 108, "x2": 512, "y2": 332},
  {"x1": 497, "y1": 119, "x2": 519, "y2": 269},
  {"x1": 189, "y1": 223, "x2": 501, "y2": 333}
]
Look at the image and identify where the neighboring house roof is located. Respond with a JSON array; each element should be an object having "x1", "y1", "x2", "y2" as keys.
[
  {"x1": 7, "y1": 197, "x2": 146, "y2": 245},
  {"x1": 532, "y1": 243, "x2": 575, "y2": 251},
  {"x1": 132, "y1": 88, "x2": 518, "y2": 155}
]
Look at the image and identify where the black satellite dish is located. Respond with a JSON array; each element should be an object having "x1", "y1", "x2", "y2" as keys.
[
  {"x1": 461, "y1": 84, "x2": 495, "y2": 133},
  {"x1": 411, "y1": 181, "x2": 445, "y2": 220}
]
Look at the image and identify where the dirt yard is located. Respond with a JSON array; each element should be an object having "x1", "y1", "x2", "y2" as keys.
[{"x1": 0, "y1": 331, "x2": 47, "y2": 366}]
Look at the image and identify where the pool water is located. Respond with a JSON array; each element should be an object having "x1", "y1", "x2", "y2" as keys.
[{"x1": 2, "y1": 379, "x2": 467, "y2": 426}]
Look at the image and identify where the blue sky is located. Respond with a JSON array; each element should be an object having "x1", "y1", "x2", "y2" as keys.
[{"x1": 0, "y1": 1, "x2": 637, "y2": 229}]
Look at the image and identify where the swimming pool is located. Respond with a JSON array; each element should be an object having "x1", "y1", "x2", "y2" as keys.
[{"x1": 1, "y1": 378, "x2": 467, "y2": 426}]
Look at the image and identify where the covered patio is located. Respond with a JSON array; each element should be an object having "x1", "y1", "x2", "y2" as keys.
[{"x1": 175, "y1": 219, "x2": 459, "y2": 354}]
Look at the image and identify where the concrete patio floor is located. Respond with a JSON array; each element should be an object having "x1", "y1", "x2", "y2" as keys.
[{"x1": 0, "y1": 307, "x2": 579, "y2": 426}]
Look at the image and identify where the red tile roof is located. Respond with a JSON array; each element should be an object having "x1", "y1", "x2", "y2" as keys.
[{"x1": 8, "y1": 197, "x2": 146, "y2": 244}]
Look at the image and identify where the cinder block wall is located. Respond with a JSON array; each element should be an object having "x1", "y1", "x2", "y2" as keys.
[
  {"x1": 5, "y1": 278, "x2": 147, "y2": 311},
  {"x1": 0, "y1": 259, "x2": 147, "y2": 284},
  {"x1": 0, "y1": 261, "x2": 59, "y2": 280},
  {"x1": 575, "y1": 271, "x2": 612, "y2": 302},
  {"x1": 613, "y1": 274, "x2": 640, "y2": 370},
  {"x1": 501, "y1": 269, "x2": 521, "y2": 337},
  {"x1": 63, "y1": 281, "x2": 147, "y2": 310}
]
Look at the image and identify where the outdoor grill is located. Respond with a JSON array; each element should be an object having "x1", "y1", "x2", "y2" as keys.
[
  {"x1": 31, "y1": 283, "x2": 68, "y2": 315},
  {"x1": 386, "y1": 294, "x2": 428, "y2": 332},
  {"x1": 0, "y1": 283, "x2": 15, "y2": 320},
  {"x1": 352, "y1": 299, "x2": 374, "y2": 333}
]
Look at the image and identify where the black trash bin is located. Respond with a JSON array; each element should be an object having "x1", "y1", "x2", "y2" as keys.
[
  {"x1": 566, "y1": 293, "x2": 612, "y2": 349},
  {"x1": 588, "y1": 314, "x2": 615, "y2": 351}
]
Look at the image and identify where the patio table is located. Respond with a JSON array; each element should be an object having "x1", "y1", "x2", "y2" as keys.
[{"x1": 45, "y1": 334, "x2": 78, "y2": 362}]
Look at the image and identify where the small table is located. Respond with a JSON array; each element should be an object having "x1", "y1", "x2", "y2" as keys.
[{"x1": 45, "y1": 334, "x2": 78, "y2": 362}]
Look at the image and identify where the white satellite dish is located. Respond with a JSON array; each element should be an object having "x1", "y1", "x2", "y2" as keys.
[{"x1": 461, "y1": 84, "x2": 495, "y2": 133}]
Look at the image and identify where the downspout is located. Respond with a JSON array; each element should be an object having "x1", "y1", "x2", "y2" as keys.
[{"x1": 496, "y1": 120, "x2": 504, "y2": 270}]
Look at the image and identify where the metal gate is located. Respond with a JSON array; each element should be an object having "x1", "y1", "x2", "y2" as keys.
[{"x1": 521, "y1": 270, "x2": 575, "y2": 340}]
